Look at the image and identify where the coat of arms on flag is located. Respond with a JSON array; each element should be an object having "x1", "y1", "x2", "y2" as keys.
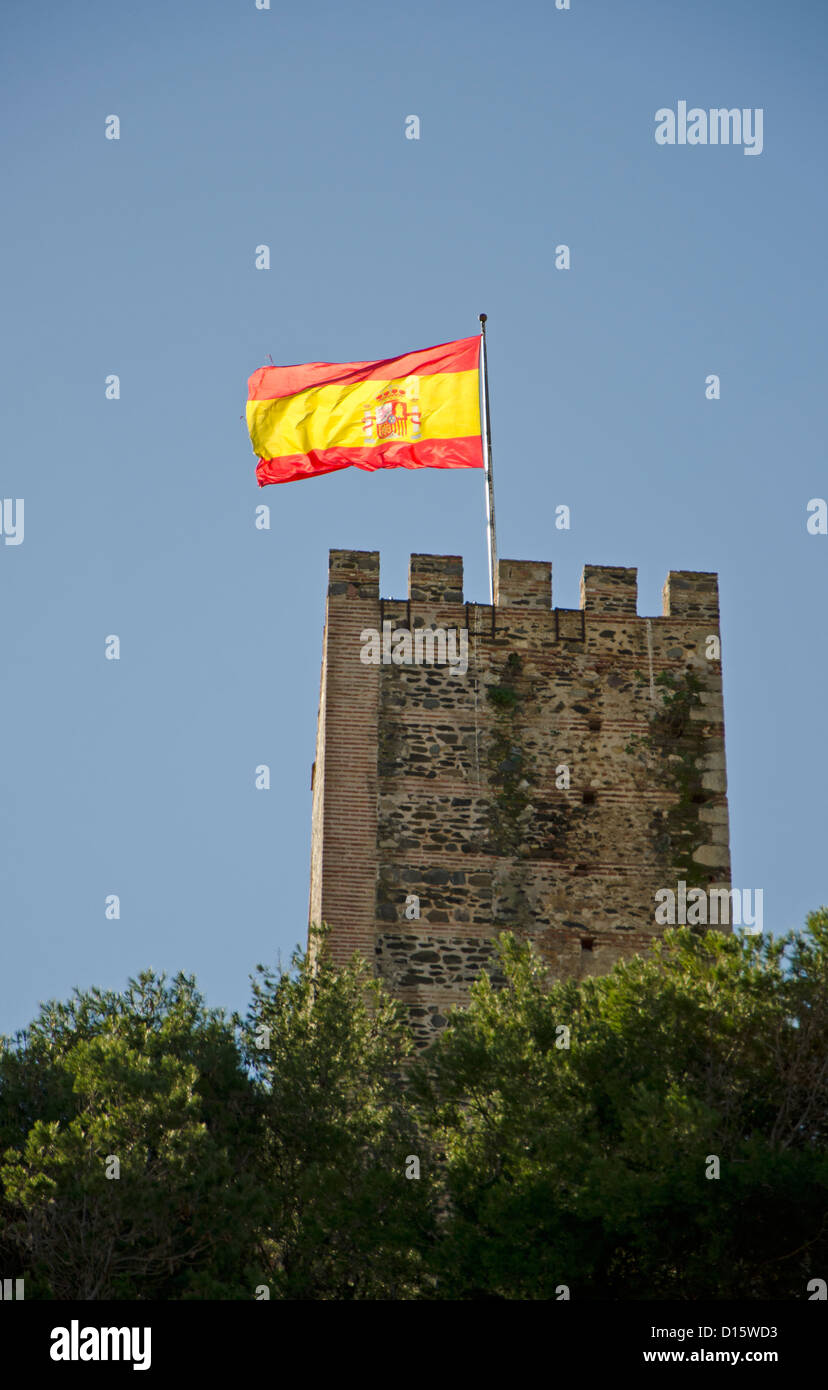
[{"x1": 362, "y1": 380, "x2": 421, "y2": 445}]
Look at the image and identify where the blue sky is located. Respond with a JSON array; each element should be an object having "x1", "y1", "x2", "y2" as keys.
[{"x1": 1, "y1": 0, "x2": 825, "y2": 1035}]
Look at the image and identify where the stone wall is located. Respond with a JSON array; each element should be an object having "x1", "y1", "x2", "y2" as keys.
[{"x1": 309, "y1": 550, "x2": 731, "y2": 1046}]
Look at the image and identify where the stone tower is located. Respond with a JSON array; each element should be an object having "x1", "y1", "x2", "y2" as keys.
[{"x1": 309, "y1": 550, "x2": 731, "y2": 1048}]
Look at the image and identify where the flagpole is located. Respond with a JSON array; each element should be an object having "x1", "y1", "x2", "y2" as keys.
[{"x1": 478, "y1": 313, "x2": 498, "y2": 606}]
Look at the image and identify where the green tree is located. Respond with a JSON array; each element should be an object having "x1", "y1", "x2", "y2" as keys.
[
  {"x1": 0, "y1": 971, "x2": 262, "y2": 1299},
  {"x1": 412, "y1": 913, "x2": 828, "y2": 1299},
  {"x1": 243, "y1": 928, "x2": 436, "y2": 1298}
]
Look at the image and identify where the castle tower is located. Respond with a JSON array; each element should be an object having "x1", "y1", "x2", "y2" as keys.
[{"x1": 309, "y1": 550, "x2": 731, "y2": 1048}]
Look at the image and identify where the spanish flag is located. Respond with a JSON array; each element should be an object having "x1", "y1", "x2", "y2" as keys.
[{"x1": 247, "y1": 336, "x2": 483, "y2": 486}]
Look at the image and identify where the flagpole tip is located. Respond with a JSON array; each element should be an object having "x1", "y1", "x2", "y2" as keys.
[{"x1": 478, "y1": 313, "x2": 487, "y2": 324}]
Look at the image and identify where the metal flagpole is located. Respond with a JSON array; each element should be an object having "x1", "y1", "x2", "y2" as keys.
[{"x1": 478, "y1": 313, "x2": 498, "y2": 606}]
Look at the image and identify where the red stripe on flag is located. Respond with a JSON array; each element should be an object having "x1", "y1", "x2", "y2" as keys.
[
  {"x1": 255, "y1": 436, "x2": 484, "y2": 486},
  {"x1": 248, "y1": 336, "x2": 480, "y2": 403}
]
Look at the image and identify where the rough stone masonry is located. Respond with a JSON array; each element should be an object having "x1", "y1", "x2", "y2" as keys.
[{"x1": 308, "y1": 551, "x2": 731, "y2": 1049}]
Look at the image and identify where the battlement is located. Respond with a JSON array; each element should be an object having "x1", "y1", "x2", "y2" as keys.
[
  {"x1": 497, "y1": 559, "x2": 551, "y2": 609},
  {"x1": 326, "y1": 550, "x2": 721, "y2": 624},
  {"x1": 662, "y1": 571, "x2": 720, "y2": 621},
  {"x1": 409, "y1": 553, "x2": 464, "y2": 605},
  {"x1": 580, "y1": 565, "x2": 638, "y2": 616},
  {"x1": 328, "y1": 549, "x2": 380, "y2": 599}
]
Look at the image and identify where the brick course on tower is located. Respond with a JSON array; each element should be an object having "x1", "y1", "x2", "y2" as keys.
[{"x1": 309, "y1": 550, "x2": 731, "y2": 1049}]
